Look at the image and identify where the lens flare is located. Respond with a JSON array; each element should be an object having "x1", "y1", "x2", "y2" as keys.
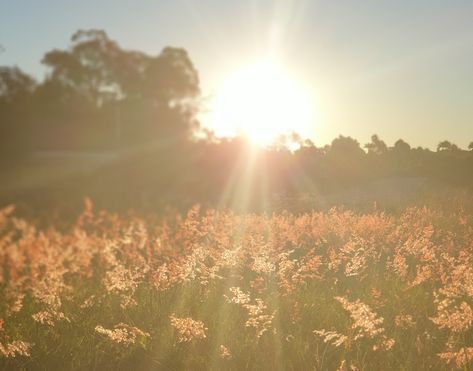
[{"x1": 206, "y1": 59, "x2": 315, "y2": 146}]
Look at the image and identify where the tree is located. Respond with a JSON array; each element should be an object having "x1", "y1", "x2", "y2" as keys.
[
  {"x1": 42, "y1": 29, "x2": 135, "y2": 106},
  {"x1": 140, "y1": 47, "x2": 200, "y2": 142},
  {"x1": 437, "y1": 140, "x2": 459, "y2": 152},
  {"x1": 0, "y1": 67, "x2": 37, "y2": 156},
  {"x1": 325, "y1": 136, "x2": 366, "y2": 185},
  {"x1": 365, "y1": 134, "x2": 388, "y2": 155},
  {"x1": 144, "y1": 47, "x2": 199, "y2": 104},
  {"x1": 0, "y1": 66, "x2": 36, "y2": 103},
  {"x1": 392, "y1": 139, "x2": 411, "y2": 153},
  {"x1": 329, "y1": 135, "x2": 365, "y2": 158},
  {"x1": 39, "y1": 29, "x2": 201, "y2": 149}
]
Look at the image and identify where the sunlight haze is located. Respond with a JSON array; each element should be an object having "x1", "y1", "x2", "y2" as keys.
[
  {"x1": 2, "y1": 2, "x2": 473, "y2": 369},
  {"x1": 1, "y1": 0, "x2": 472, "y2": 148},
  {"x1": 204, "y1": 59, "x2": 315, "y2": 146}
]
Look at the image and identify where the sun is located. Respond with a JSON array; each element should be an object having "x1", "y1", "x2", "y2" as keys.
[{"x1": 205, "y1": 59, "x2": 315, "y2": 147}]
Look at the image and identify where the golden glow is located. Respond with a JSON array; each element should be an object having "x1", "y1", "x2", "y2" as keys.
[{"x1": 206, "y1": 59, "x2": 315, "y2": 146}]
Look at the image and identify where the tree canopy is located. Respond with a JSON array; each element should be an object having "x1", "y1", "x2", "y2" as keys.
[{"x1": 1, "y1": 29, "x2": 201, "y2": 152}]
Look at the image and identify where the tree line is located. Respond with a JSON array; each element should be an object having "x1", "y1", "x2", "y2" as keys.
[
  {"x1": 1, "y1": 30, "x2": 472, "y2": 213},
  {"x1": 0, "y1": 29, "x2": 200, "y2": 156}
]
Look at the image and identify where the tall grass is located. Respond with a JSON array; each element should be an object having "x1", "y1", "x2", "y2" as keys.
[{"x1": 0, "y1": 203, "x2": 472, "y2": 370}]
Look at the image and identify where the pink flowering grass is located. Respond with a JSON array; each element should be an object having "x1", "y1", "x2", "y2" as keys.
[{"x1": 0, "y1": 203, "x2": 472, "y2": 370}]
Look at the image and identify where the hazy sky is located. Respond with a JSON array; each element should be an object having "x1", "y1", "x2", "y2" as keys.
[{"x1": 1, "y1": 0, "x2": 473, "y2": 149}]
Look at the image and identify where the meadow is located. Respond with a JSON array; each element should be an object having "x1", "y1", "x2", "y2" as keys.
[
  {"x1": 0, "y1": 201, "x2": 472, "y2": 370},
  {"x1": 2, "y1": 3, "x2": 473, "y2": 370}
]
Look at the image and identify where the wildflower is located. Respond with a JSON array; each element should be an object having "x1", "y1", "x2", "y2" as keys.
[
  {"x1": 336, "y1": 359, "x2": 359, "y2": 371},
  {"x1": 120, "y1": 295, "x2": 138, "y2": 309},
  {"x1": 252, "y1": 254, "x2": 275, "y2": 274},
  {"x1": 335, "y1": 296, "x2": 395, "y2": 351},
  {"x1": 438, "y1": 347, "x2": 473, "y2": 368},
  {"x1": 394, "y1": 314, "x2": 416, "y2": 328},
  {"x1": 409, "y1": 265, "x2": 432, "y2": 287},
  {"x1": 152, "y1": 263, "x2": 177, "y2": 291},
  {"x1": 391, "y1": 254, "x2": 408, "y2": 279},
  {"x1": 219, "y1": 344, "x2": 232, "y2": 359},
  {"x1": 0, "y1": 340, "x2": 31, "y2": 357},
  {"x1": 373, "y1": 337, "x2": 395, "y2": 351},
  {"x1": 335, "y1": 297, "x2": 385, "y2": 339},
  {"x1": 32, "y1": 310, "x2": 70, "y2": 326},
  {"x1": 80, "y1": 295, "x2": 96, "y2": 309},
  {"x1": 314, "y1": 329, "x2": 348, "y2": 347},
  {"x1": 103, "y1": 265, "x2": 141, "y2": 294},
  {"x1": 225, "y1": 287, "x2": 251, "y2": 305},
  {"x1": 169, "y1": 314, "x2": 207, "y2": 343},
  {"x1": 220, "y1": 248, "x2": 240, "y2": 267},
  {"x1": 430, "y1": 301, "x2": 473, "y2": 333},
  {"x1": 95, "y1": 323, "x2": 150, "y2": 346},
  {"x1": 344, "y1": 251, "x2": 367, "y2": 277},
  {"x1": 285, "y1": 334, "x2": 295, "y2": 342},
  {"x1": 244, "y1": 299, "x2": 275, "y2": 338},
  {"x1": 225, "y1": 288, "x2": 274, "y2": 338}
]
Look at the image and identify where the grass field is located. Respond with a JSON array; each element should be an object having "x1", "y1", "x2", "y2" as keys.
[{"x1": 0, "y1": 202, "x2": 472, "y2": 370}]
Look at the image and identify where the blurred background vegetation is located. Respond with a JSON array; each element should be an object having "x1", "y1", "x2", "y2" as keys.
[{"x1": 1, "y1": 30, "x2": 473, "y2": 218}]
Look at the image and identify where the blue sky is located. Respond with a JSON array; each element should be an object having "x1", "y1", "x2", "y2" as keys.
[{"x1": 1, "y1": 0, "x2": 473, "y2": 148}]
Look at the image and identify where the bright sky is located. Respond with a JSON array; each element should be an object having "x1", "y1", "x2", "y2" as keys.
[{"x1": 1, "y1": 0, "x2": 473, "y2": 149}]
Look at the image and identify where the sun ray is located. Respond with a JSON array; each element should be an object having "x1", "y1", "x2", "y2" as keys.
[{"x1": 205, "y1": 59, "x2": 315, "y2": 148}]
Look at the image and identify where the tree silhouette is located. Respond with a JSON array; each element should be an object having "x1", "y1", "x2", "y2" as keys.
[
  {"x1": 392, "y1": 139, "x2": 411, "y2": 154},
  {"x1": 365, "y1": 134, "x2": 388, "y2": 155},
  {"x1": 0, "y1": 67, "x2": 36, "y2": 102},
  {"x1": 0, "y1": 67, "x2": 37, "y2": 156},
  {"x1": 43, "y1": 30, "x2": 139, "y2": 109},
  {"x1": 437, "y1": 140, "x2": 459, "y2": 152},
  {"x1": 37, "y1": 29, "x2": 201, "y2": 149},
  {"x1": 328, "y1": 135, "x2": 365, "y2": 159}
]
